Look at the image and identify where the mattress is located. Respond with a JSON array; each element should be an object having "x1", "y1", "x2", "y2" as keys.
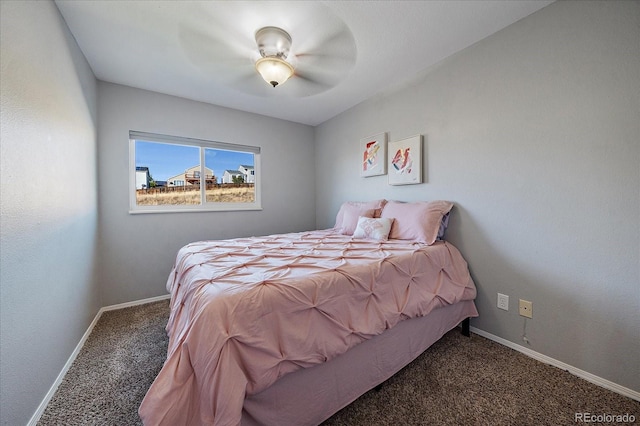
[{"x1": 139, "y1": 229, "x2": 477, "y2": 425}]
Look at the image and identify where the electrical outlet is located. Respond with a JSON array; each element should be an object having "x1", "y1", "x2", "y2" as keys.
[
  {"x1": 497, "y1": 293, "x2": 509, "y2": 311},
  {"x1": 519, "y1": 299, "x2": 533, "y2": 318}
]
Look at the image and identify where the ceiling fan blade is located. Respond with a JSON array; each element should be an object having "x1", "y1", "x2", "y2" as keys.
[
  {"x1": 288, "y1": 20, "x2": 357, "y2": 92},
  {"x1": 294, "y1": 53, "x2": 355, "y2": 77},
  {"x1": 294, "y1": 29, "x2": 356, "y2": 59},
  {"x1": 179, "y1": 27, "x2": 254, "y2": 73},
  {"x1": 294, "y1": 69, "x2": 336, "y2": 90}
]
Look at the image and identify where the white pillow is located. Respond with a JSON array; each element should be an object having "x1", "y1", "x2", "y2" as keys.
[{"x1": 352, "y1": 216, "x2": 394, "y2": 241}]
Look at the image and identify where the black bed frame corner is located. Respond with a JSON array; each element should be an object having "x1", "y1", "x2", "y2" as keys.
[{"x1": 461, "y1": 317, "x2": 470, "y2": 337}]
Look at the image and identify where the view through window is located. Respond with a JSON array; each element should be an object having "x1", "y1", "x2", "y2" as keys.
[{"x1": 130, "y1": 132, "x2": 260, "y2": 212}]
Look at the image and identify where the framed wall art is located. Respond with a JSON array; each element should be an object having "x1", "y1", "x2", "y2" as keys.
[
  {"x1": 360, "y1": 132, "x2": 387, "y2": 177},
  {"x1": 388, "y1": 134, "x2": 422, "y2": 185}
]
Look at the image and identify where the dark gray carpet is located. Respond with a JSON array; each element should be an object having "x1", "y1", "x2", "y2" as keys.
[
  {"x1": 38, "y1": 300, "x2": 639, "y2": 425},
  {"x1": 38, "y1": 301, "x2": 169, "y2": 426}
]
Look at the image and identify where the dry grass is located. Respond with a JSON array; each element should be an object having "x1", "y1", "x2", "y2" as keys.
[{"x1": 136, "y1": 186, "x2": 254, "y2": 205}]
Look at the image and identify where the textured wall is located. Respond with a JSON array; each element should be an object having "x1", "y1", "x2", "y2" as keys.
[
  {"x1": 0, "y1": 1, "x2": 99, "y2": 424},
  {"x1": 315, "y1": 1, "x2": 639, "y2": 392}
]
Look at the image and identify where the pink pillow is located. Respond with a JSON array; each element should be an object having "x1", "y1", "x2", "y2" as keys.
[
  {"x1": 339, "y1": 207, "x2": 375, "y2": 235},
  {"x1": 334, "y1": 199, "x2": 387, "y2": 235},
  {"x1": 380, "y1": 200, "x2": 454, "y2": 244}
]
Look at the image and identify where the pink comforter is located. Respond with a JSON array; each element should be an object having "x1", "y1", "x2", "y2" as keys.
[{"x1": 139, "y1": 230, "x2": 476, "y2": 425}]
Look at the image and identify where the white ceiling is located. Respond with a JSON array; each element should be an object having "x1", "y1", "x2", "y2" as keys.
[{"x1": 55, "y1": 0, "x2": 553, "y2": 126}]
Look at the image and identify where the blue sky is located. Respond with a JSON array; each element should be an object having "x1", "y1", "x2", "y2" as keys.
[{"x1": 135, "y1": 140, "x2": 254, "y2": 182}]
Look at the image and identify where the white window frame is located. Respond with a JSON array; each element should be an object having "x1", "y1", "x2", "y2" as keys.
[{"x1": 129, "y1": 131, "x2": 262, "y2": 214}]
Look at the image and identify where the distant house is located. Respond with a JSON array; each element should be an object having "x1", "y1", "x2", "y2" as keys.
[
  {"x1": 135, "y1": 166, "x2": 150, "y2": 189},
  {"x1": 238, "y1": 165, "x2": 255, "y2": 183},
  {"x1": 222, "y1": 169, "x2": 244, "y2": 184},
  {"x1": 167, "y1": 165, "x2": 215, "y2": 187}
]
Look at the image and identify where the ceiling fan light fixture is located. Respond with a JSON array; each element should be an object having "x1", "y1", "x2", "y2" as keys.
[{"x1": 255, "y1": 56, "x2": 294, "y2": 88}]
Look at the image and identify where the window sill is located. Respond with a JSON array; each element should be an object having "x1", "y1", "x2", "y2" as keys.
[{"x1": 129, "y1": 205, "x2": 263, "y2": 214}]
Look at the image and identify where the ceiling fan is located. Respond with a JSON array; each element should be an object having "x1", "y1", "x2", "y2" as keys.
[
  {"x1": 179, "y1": 2, "x2": 357, "y2": 98},
  {"x1": 254, "y1": 26, "x2": 295, "y2": 88}
]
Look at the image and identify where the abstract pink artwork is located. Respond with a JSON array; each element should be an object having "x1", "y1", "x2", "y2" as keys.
[
  {"x1": 388, "y1": 135, "x2": 422, "y2": 185},
  {"x1": 360, "y1": 132, "x2": 387, "y2": 177}
]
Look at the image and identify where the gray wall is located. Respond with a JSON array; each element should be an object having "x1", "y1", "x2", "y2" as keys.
[
  {"x1": 96, "y1": 82, "x2": 316, "y2": 306},
  {"x1": 315, "y1": 1, "x2": 639, "y2": 392},
  {"x1": 0, "y1": 1, "x2": 99, "y2": 425}
]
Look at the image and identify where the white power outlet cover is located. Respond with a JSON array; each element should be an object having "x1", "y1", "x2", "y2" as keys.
[{"x1": 497, "y1": 293, "x2": 509, "y2": 311}]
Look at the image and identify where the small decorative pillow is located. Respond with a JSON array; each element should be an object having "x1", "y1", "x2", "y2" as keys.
[{"x1": 352, "y1": 217, "x2": 394, "y2": 241}]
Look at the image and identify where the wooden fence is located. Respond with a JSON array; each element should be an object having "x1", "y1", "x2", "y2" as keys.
[{"x1": 137, "y1": 183, "x2": 254, "y2": 194}]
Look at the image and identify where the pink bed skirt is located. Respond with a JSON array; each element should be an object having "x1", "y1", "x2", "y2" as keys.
[{"x1": 242, "y1": 299, "x2": 478, "y2": 425}]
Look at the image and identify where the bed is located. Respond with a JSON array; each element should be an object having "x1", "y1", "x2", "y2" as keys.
[{"x1": 139, "y1": 200, "x2": 478, "y2": 425}]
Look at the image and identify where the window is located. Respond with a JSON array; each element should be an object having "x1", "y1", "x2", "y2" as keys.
[{"x1": 129, "y1": 131, "x2": 261, "y2": 213}]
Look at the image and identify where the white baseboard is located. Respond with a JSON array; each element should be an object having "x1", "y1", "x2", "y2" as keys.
[
  {"x1": 100, "y1": 293, "x2": 171, "y2": 312},
  {"x1": 27, "y1": 294, "x2": 171, "y2": 426},
  {"x1": 470, "y1": 326, "x2": 640, "y2": 402}
]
